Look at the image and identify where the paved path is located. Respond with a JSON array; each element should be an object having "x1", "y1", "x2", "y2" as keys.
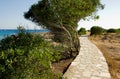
[{"x1": 63, "y1": 37, "x2": 111, "y2": 79}]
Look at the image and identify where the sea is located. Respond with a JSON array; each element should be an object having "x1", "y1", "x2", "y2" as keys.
[{"x1": 0, "y1": 29, "x2": 50, "y2": 40}]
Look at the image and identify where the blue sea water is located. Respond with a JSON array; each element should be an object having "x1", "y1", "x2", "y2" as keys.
[{"x1": 0, "y1": 29, "x2": 49, "y2": 40}]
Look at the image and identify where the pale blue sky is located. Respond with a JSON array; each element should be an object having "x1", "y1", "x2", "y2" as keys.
[
  {"x1": 78, "y1": 0, "x2": 120, "y2": 30},
  {"x1": 0, "y1": 0, "x2": 39, "y2": 29},
  {"x1": 0, "y1": 0, "x2": 120, "y2": 30}
]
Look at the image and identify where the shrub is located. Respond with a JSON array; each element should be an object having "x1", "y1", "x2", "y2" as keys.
[
  {"x1": 90, "y1": 26, "x2": 104, "y2": 35},
  {"x1": 0, "y1": 33, "x2": 33, "y2": 50},
  {"x1": 107, "y1": 28, "x2": 116, "y2": 33},
  {"x1": 78, "y1": 27, "x2": 86, "y2": 35},
  {"x1": 116, "y1": 28, "x2": 120, "y2": 34},
  {"x1": 0, "y1": 42, "x2": 59, "y2": 79},
  {"x1": 0, "y1": 27, "x2": 61, "y2": 79}
]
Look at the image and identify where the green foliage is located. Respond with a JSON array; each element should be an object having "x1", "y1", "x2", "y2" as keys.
[
  {"x1": 0, "y1": 27, "x2": 61, "y2": 79},
  {"x1": 78, "y1": 27, "x2": 86, "y2": 35},
  {"x1": 116, "y1": 28, "x2": 120, "y2": 34},
  {"x1": 107, "y1": 28, "x2": 116, "y2": 33},
  {"x1": 0, "y1": 33, "x2": 33, "y2": 50},
  {"x1": 0, "y1": 45, "x2": 59, "y2": 79},
  {"x1": 24, "y1": 0, "x2": 103, "y2": 29},
  {"x1": 24, "y1": 0, "x2": 104, "y2": 56},
  {"x1": 90, "y1": 26, "x2": 104, "y2": 35},
  {"x1": 17, "y1": 26, "x2": 26, "y2": 34},
  {"x1": 106, "y1": 28, "x2": 120, "y2": 34}
]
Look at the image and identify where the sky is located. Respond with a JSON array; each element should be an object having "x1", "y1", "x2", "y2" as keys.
[
  {"x1": 0, "y1": 0, "x2": 39, "y2": 29},
  {"x1": 0, "y1": 0, "x2": 120, "y2": 30},
  {"x1": 78, "y1": 0, "x2": 120, "y2": 30}
]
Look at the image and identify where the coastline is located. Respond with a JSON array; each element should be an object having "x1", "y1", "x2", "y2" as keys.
[{"x1": 0, "y1": 29, "x2": 50, "y2": 40}]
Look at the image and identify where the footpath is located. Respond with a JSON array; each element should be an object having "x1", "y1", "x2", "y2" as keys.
[{"x1": 63, "y1": 36, "x2": 111, "y2": 79}]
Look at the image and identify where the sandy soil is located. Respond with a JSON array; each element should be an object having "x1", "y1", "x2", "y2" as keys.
[
  {"x1": 89, "y1": 33, "x2": 120, "y2": 79},
  {"x1": 52, "y1": 58, "x2": 74, "y2": 75}
]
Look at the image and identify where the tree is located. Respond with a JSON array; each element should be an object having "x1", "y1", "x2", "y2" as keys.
[
  {"x1": 78, "y1": 27, "x2": 86, "y2": 35},
  {"x1": 90, "y1": 26, "x2": 104, "y2": 35},
  {"x1": 24, "y1": 0, "x2": 103, "y2": 57}
]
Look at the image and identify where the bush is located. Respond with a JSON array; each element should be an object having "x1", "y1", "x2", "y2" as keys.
[
  {"x1": 78, "y1": 27, "x2": 86, "y2": 35},
  {"x1": 0, "y1": 33, "x2": 33, "y2": 50},
  {"x1": 116, "y1": 28, "x2": 120, "y2": 34},
  {"x1": 0, "y1": 42, "x2": 59, "y2": 79},
  {"x1": 107, "y1": 28, "x2": 116, "y2": 33},
  {"x1": 90, "y1": 26, "x2": 104, "y2": 35},
  {"x1": 0, "y1": 27, "x2": 61, "y2": 79}
]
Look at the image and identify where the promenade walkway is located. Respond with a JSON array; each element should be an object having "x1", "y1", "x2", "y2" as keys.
[{"x1": 64, "y1": 36, "x2": 111, "y2": 79}]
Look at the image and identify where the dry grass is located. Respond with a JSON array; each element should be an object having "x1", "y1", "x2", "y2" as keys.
[{"x1": 89, "y1": 33, "x2": 120, "y2": 79}]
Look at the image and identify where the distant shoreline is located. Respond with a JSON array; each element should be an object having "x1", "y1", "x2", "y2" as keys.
[{"x1": 0, "y1": 29, "x2": 50, "y2": 40}]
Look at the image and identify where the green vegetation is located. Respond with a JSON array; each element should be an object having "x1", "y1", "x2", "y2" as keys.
[
  {"x1": 0, "y1": 27, "x2": 61, "y2": 79},
  {"x1": 89, "y1": 26, "x2": 120, "y2": 35},
  {"x1": 106, "y1": 28, "x2": 120, "y2": 34},
  {"x1": 24, "y1": 0, "x2": 104, "y2": 57},
  {"x1": 107, "y1": 28, "x2": 116, "y2": 33},
  {"x1": 78, "y1": 27, "x2": 86, "y2": 35},
  {"x1": 90, "y1": 26, "x2": 104, "y2": 35},
  {"x1": 116, "y1": 28, "x2": 120, "y2": 34}
]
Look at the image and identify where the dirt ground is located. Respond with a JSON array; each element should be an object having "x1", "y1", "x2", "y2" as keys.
[
  {"x1": 52, "y1": 58, "x2": 74, "y2": 75},
  {"x1": 89, "y1": 33, "x2": 120, "y2": 79}
]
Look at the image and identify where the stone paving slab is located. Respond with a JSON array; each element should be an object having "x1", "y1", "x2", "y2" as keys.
[{"x1": 63, "y1": 37, "x2": 111, "y2": 79}]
